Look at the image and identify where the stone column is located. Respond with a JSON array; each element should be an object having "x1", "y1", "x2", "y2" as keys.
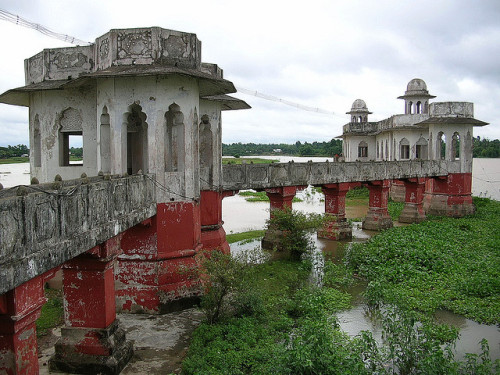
[
  {"x1": 398, "y1": 177, "x2": 427, "y2": 223},
  {"x1": 116, "y1": 201, "x2": 203, "y2": 314},
  {"x1": 318, "y1": 183, "x2": 352, "y2": 240},
  {"x1": 266, "y1": 186, "x2": 298, "y2": 214},
  {"x1": 424, "y1": 173, "x2": 475, "y2": 217},
  {"x1": 261, "y1": 186, "x2": 298, "y2": 250},
  {"x1": 363, "y1": 180, "x2": 393, "y2": 231},
  {"x1": 389, "y1": 179, "x2": 406, "y2": 202},
  {"x1": 200, "y1": 190, "x2": 237, "y2": 254},
  {"x1": 0, "y1": 275, "x2": 46, "y2": 375},
  {"x1": 50, "y1": 236, "x2": 133, "y2": 374}
]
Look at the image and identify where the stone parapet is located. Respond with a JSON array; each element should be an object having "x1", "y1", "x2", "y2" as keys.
[
  {"x1": 222, "y1": 160, "x2": 461, "y2": 191},
  {"x1": 0, "y1": 174, "x2": 156, "y2": 295}
]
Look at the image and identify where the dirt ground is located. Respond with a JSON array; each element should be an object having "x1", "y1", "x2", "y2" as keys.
[{"x1": 38, "y1": 308, "x2": 204, "y2": 374}]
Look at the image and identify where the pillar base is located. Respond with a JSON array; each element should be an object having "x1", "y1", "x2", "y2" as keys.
[
  {"x1": 362, "y1": 208, "x2": 393, "y2": 231},
  {"x1": 318, "y1": 219, "x2": 352, "y2": 240},
  {"x1": 261, "y1": 229, "x2": 284, "y2": 251},
  {"x1": 201, "y1": 225, "x2": 230, "y2": 254},
  {"x1": 399, "y1": 203, "x2": 426, "y2": 223},
  {"x1": 116, "y1": 252, "x2": 203, "y2": 314},
  {"x1": 50, "y1": 320, "x2": 133, "y2": 375}
]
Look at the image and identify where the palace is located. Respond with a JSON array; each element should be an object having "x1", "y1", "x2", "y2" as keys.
[{"x1": 341, "y1": 78, "x2": 487, "y2": 173}]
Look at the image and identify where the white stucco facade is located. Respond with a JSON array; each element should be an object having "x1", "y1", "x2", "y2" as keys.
[
  {"x1": 341, "y1": 79, "x2": 487, "y2": 173},
  {"x1": 0, "y1": 27, "x2": 250, "y2": 203}
]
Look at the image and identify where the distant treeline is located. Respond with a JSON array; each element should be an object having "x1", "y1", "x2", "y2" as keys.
[
  {"x1": 0, "y1": 144, "x2": 29, "y2": 158},
  {"x1": 1, "y1": 137, "x2": 499, "y2": 159},
  {"x1": 224, "y1": 137, "x2": 500, "y2": 158},
  {"x1": 473, "y1": 137, "x2": 500, "y2": 158},
  {"x1": 223, "y1": 139, "x2": 343, "y2": 157}
]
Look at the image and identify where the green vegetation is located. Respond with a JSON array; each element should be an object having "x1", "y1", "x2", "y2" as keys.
[
  {"x1": 0, "y1": 144, "x2": 29, "y2": 159},
  {"x1": 267, "y1": 209, "x2": 326, "y2": 260},
  {"x1": 0, "y1": 156, "x2": 29, "y2": 164},
  {"x1": 223, "y1": 139, "x2": 343, "y2": 158},
  {"x1": 473, "y1": 137, "x2": 500, "y2": 158},
  {"x1": 36, "y1": 288, "x2": 64, "y2": 337},
  {"x1": 238, "y1": 190, "x2": 302, "y2": 203},
  {"x1": 183, "y1": 201, "x2": 500, "y2": 374},
  {"x1": 226, "y1": 230, "x2": 265, "y2": 244},
  {"x1": 222, "y1": 157, "x2": 278, "y2": 165},
  {"x1": 347, "y1": 197, "x2": 500, "y2": 325}
]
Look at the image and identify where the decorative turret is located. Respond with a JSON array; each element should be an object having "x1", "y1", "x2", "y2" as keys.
[
  {"x1": 398, "y1": 78, "x2": 436, "y2": 115},
  {"x1": 346, "y1": 99, "x2": 372, "y2": 123}
]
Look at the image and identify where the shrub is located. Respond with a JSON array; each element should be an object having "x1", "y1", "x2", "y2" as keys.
[{"x1": 266, "y1": 208, "x2": 326, "y2": 260}]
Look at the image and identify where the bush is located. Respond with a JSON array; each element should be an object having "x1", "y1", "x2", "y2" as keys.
[{"x1": 267, "y1": 208, "x2": 326, "y2": 260}]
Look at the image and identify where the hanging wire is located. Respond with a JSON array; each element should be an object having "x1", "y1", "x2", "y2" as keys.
[
  {"x1": 235, "y1": 86, "x2": 339, "y2": 116},
  {"x1": 0, "y1": 8, "x2": 343, "y2": 117},
  {"x1": 0, "y1": 8, "x2": 91, "y2": 45},
  {"x1": 145, "y1": 175, "x2": 196, "y2": 200}
]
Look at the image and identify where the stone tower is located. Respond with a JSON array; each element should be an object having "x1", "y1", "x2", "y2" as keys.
[{"x1": 0, "y1": 27, "x2": 250, "y2": 313}]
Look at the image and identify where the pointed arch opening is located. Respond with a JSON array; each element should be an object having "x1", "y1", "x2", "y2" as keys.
[
  {"x1": 358, "y1": 141, "x2": 368, "y2": 158},
  {"x1": 100, "y1": 106, "x2": 111, "y2": 174},
  {"x1": 415, "y1": 137, "x2": 428, "y2": 160},
  {"x1": 58, "y1": 107, "x2": 83, "y2": 166},
  {"x1": 416, "y1": 101, "x2": 422, "y2": 114},
  {"x1": 452, "y1": 132, "x2": 460, "y2": 160},
  {"x1": 400, "y1": 138, "x2": 410, "y2": 160},
  {"x1": 437, "y1": 132, "x2": 446, "y2": 160},
  {"x1": 33, "y1": 114, "x2": 41, "y2": 167},
  {"x1": 124, "y1": 103, "x2": 148, "y2": 175},
  {"x1": 165, "y1": 103, "x2": 185, "y2": 172}
]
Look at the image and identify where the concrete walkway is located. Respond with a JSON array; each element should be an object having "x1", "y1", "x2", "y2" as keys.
[{"x1": 39, "y1": 308, "x2": 204, "y2": 374}]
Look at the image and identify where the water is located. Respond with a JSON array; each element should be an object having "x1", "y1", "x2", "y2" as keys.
[
  {"x1": 226, "y1": 176, "x2": 500, "y2": 361},
  {"x1": 3, "y1": 158, "x2": 500, "y2": 361}
]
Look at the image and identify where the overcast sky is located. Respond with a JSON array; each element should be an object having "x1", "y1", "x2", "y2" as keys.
[{"x1": 0, "y1": 0, "x2": 499, "y2": 147}]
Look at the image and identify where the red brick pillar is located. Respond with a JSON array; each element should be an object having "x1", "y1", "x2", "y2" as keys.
[
  {"x1": 116, "y1": 201, "x2": 203, "y2": 314},
  {"x1": 318, "y1": 183, "x2": 352, "y2": 240},
  {"x1": 0, "y1": 276, "x2": 46, "y2": 375},
  {"x1": 261, "y1": 186, "x2": 298, "y2": 250},
  {"x1": 390, "y1": 179, "x2": 406, "y2": 202},
  {"x1": 265, "y1": 186, "x2": 297, "y2": 215},
  {"x1": 424, "y1": 173, "x2": 475, "y2": 217},
  {"x1": 50, "y1": 236, "x2": 133, "y2": 374},
  {"x1": 399, "y1": 177, "x2": 427, "y2": 223},
  {"x1": 363, "y1": 180, "x2": 393, "y2": 231},
  {"x1": 200, "y1": 190, "x2": 237, "y2": 254}
]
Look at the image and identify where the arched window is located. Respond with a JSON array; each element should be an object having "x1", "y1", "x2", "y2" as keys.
[
  {"x1": 125, "y1": 103, "x2": 148, "y2": 175},
  {"x1": 376, "y1": 141, "x2": 380, "y2": 159},
  {"x1": 58, "y1": 107, "x2": 83, "y2": 166},
  {"x1": 408, "y1": 101, "x2": 413, "y2": 114},
  {"x1": 400, "y1": 138, "x2": 410, "y2": 160},
  {"x1": 416, "y1": 101, "x2": 422, "y2": 114},
  {"x1": 358, "y1": 141, "x2": 368, "y2": 158},
  {"x1": 415, "y1": 137, "x2": 428, "y2": 159},
  {"x1": 33, "y1": 114, "x2": 41, "y2": 167},
  {"x1": 165, "y1": 103, "x2": 185, "y2": 172},
  {"x1": 358, "y1": 116, "x2": 363, "y2": 123},
  {"x1": 452, "y1": 132, "x2": 460, "y2": 160},
  {"x1": 437, "y1": 132, "x2": 446, "y2": 160},
  {"x1": 385, "y1": 139, "x2": 388, "y2": 160},
  {"x1": 100, "y1": 106, "x2": 111, "y2": 174}
]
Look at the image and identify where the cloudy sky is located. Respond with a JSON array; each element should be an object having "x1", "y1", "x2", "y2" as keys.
[{"x1": 0, "y1": 0, "x2": 499, "y2": 147}]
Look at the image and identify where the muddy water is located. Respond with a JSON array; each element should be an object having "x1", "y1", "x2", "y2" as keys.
[{"x1": 227, "y1": 191, "x2": 500, "y2": 361}]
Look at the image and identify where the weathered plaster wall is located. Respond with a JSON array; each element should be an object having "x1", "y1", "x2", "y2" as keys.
[
  {"x1": 199, "y1": 100, "x2": 223, "y2": 190},
  {"x1": 29, "y1": 88, "x2": 97, "y2": 182}
]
